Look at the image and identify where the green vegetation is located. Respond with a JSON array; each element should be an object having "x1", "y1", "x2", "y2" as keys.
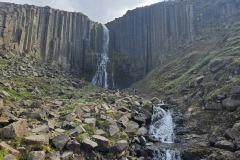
[
  {"x1": 83, "y1": 124, "x2": 96, "y2": 136},
  {"x1": 0, "y1": 148, "x2": 8, "y2": 159}
]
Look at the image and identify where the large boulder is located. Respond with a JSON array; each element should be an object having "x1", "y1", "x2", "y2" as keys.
[
  {"x1": 3, "y1": 119, "x2": 28, "y2": 138},
  {"x1": 52, "y1": 134, "x2": 70, "y2": 150}
]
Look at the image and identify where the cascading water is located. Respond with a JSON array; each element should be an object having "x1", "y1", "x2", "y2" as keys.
[
  {"x1": 92, "y1": 24, "x2": 109, "y2": 88},
  {"x1": 149, "y1": 105, "x2": 181, "y2": 160}
]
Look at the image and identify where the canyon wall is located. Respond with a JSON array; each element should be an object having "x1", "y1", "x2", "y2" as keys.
[
  {"x1": 0, "y1": 2, "x2": 104, "y2": 76},
  {"x1": 107, "y1": 0, "x2": 240, "y2": 88}
]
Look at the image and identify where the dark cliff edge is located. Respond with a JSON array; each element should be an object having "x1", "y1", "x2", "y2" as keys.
[
  {"x1": 0, "y1": 2, "x2": 104, "y2": 79},
  {"x1": 107, "y1": 0, "x2": 240, "y2": 88}
]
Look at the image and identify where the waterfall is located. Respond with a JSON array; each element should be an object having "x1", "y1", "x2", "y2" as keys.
[
  {"x1": 92, "y1": 24, "x2": 109, "y2": 88},
  {"x1": 149, "y1": 105, "x2": 181, "y2": 160}
]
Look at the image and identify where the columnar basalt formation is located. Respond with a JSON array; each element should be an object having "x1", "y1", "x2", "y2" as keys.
[
  {"x1": 107, "y1": 0, "x2": 240, "y2": 88},
  {"x1": 0, "y1": 2, "x2": 103, "y2": 76}
]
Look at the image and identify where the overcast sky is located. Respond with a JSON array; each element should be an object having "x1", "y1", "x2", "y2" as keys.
[{"x1": 0, "y1": 0, "x2": 164, "y2": 23}]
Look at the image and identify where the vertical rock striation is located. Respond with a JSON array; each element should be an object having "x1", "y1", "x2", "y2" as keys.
[
  {"x1": 0, "y1": 2, "x2": 103, "y2": 76},
  {"x1": 107, "y1": 0, "x2": 240, "y2": 88}
]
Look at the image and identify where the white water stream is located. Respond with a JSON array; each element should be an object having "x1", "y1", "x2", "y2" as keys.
[
  {"x1": 149, "y1": 105, "x2": 181, "y2": 160},
  {"x1": 92, "y1": 24, "x2": 109, "y2": 88}
]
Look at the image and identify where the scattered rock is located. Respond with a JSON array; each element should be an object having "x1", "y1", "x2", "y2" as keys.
[
  {"x1": 61, "y1": 151, "x2": 73, "y2": 160},
  {"x1": 222, "y1": 98, "x2": 240, "y2": 112},
  {"x1": 84, "y1": 118, "x2": 96, "y2": 126},
  {"x1": 32, "y1": 125, "x2": 49, "y2": 134},
  {"x1": 125, "y1": 121, "x2": 139, "y2": 135},
  {"x1": 137, "y1": 127, "x2": 148, "y2": 136}
]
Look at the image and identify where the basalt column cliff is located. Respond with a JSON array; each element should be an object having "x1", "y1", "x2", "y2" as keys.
[
  {"x1": 107, "y1": 0, "x2": 240, "y2": 88},
  {"x1": 0, "y1": 2, "x2": 105, "y2": 77}
]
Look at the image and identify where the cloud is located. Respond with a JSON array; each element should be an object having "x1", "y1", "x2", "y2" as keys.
[{"x1": 0, "y1": 0, "x2": 163, "y2": 23}]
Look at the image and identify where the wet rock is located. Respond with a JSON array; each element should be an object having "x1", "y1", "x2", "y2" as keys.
[
  {"x1": 150, "y1": 97, "x2": 160, "y2": 104},
  {"x1": 133, "y1": 113, "x2": 147, "y2": 125},
  {"x1": 137, "y1": 127, "x2": 148, "y2": 136},
  {"x1": 3, "y1": 119, "x2": 28, "y2": 138},
  {"x1": 25, "y1": 134, "x2": 49, "y2": 145},
  {"x1": 92, "y1": 135, "x2": 109, "y2": 151},
  {"x1": 81, "y1": 138, "x2": 98, "y2": 152},
  {"x1": 222, "y1": 98, "x2": 240, "y2": 112},
  {"x1": 110, "y1": 140, "x2": 128, "y2": 154},
  {"x1": 109, "y1": 124, "x2": 120, "y2": 136},
  {"x1": 2, "y1": 154, "x2": 17, "y2": 160},
  {"x1": 52, "y1": 134, "x2": 70, "y2": 150},
  {"x1": 0, "y1": 142, "x2": 19, "y2": 156},
  {"x1": 208, "y1": 151, "x2": 238, "y2": 160},
  {"x1": 214, "y1": 140, "x2": 235, "y2": 151},
  {"x1": 27, "y1": 151, "x2": 45, "y2": 160}
]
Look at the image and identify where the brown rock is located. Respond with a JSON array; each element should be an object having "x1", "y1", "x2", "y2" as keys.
[
  {"x1": 3, "y1": 119, "x2": 28, "y2": 138},
  {"x1": 27, "y1": 151, "x2": 45, "y2": 160}
]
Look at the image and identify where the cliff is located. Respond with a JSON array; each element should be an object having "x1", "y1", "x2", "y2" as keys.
[
  {"x1": 0, "y1": 2, "x2": 104, "y2": 76},
  {"x1": 107, "y1": 0, "x2": 240, "y2": 88}
]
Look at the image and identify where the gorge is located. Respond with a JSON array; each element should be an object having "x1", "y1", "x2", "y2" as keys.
[{"x1": 0, "y1": 0, "x2": 240, "y2": 159}]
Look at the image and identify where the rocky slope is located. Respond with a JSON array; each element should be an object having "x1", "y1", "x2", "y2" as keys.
[
  {"x1": 132, "y1": 16, "x2": 240, "y2": 159},
  {"x1": 0, "y1": 2, "x2": 105, "y2": 77}
]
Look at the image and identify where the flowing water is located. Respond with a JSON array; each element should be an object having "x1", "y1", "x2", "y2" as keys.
[
  {"x1": 92, "y1": 24, "x2": 109, "y2": 88},
  {"x1": 149, "y1": 105, "x2": 181, "y2": 160}
]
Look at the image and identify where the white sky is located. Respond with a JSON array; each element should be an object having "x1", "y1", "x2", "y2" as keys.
[{"x1": 0, "y1": 0, "x2": 163, "y2": 23}]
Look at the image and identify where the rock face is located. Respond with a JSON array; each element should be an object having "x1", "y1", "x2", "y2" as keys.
[
  {"x1": 107, "y1": 0, "x2": 240, "y2": 88},
  {"x1": 0, "y1": 2, "x2": 104, "y2": 77}
]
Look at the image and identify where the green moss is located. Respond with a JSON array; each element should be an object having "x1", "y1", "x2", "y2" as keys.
[
  {"x1": 106, "y1": 111, "x2": 122, "y2": 120},
  {"x1": 96, "y1": 120, "x2": 109, "y2": 131},
  {"x1": 83, "y1": 124, "x2": 96, "y2": 136},
  {"x1": 0, "y1": 148, "x2": 8, "y2": 159},
  {"x1": 76, "y1": 133, "x2": 89, "y2": 142}
]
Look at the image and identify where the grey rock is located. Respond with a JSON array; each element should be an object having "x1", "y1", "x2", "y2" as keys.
[
  {"x1": 46, "y1": 151, "x2": 60, "y2": 160},
  {"x1": 27, "y1": 151, "x2": 45, "y2": 160},
  {"x1": 32, "y1": 124, "x2": 49, "y2": 133},
  {"x1": 125, "y1": 121, "x2": 139, "y2": 134},
  {"x1": 25, "y1": 134, "x2": 49, "y2": 145},
  {"x1": 61, "y1": 151, "x2": 74, "y2": 160},
  {"x1": 81, "y1": 138, "x2": 98, "y2": 151},
  {"x1": 224, "y1": 128, "x2": 240, "y2": 140},
  {"x1": 109, "y1": 124, "x2": 120, "y2": 136},
  {"x1": 2, "y1": 154, "x2": 17, "y2": 160},
  {"x1": 214, "y1": 140, "x2": 236, "y2": 152},
  {"x1": 66, "y1": 140, "x2": 81, "y2": 153},
  {"x1": 222, "y1": 98, "x2": 240, "y2": 112},
  {"x1": 230, "y1": 86, "x2": 240, "y2": 95},
  {"x1": 92, "y1": 135, "x2": 109, "y2": 151},
  {"x1": 110, "y1": 140, "x2": 128, "y2": 154},
  {"x1": 52, "y1": 134, "x2": 70, "y2": 150},
  {"x1": 137, "y1": 127, "x2": 148, "y2": 136}
]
